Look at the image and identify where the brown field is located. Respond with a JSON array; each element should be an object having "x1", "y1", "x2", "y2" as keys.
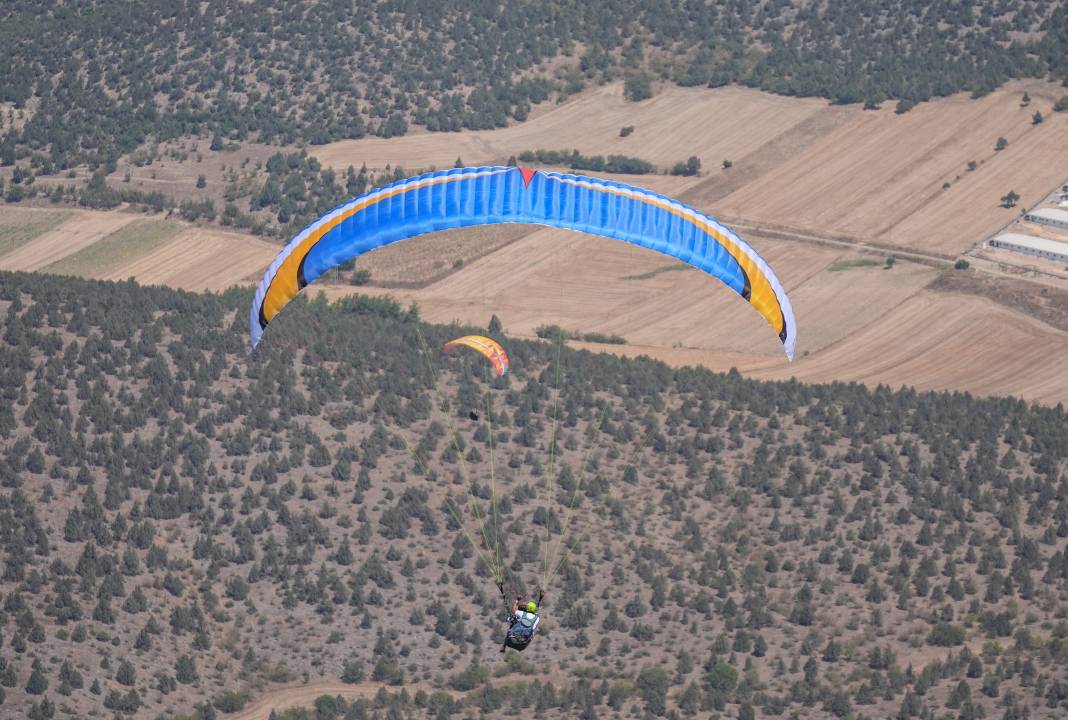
[
  {"x1": 715, "y1": 80, "x2": 1068, "y2": 256},
  {"x1": 317, "y1": 222, "x2": 1068, "y2": 404},
  {"x1": 0, "y1": 208, "x2": 138, "y2": 271},
  {"x1": 755, "y1": 290, "x2": 1068, "y2": 401},
  {"x1": 43, "y1": 218, "x2": 184, "y2": 278},
  {"x1": 294, "y1": 78, "x2": 1068, "y2": 409},
  {"x1": 0, "y1": 209, "x2": 278, "y2": 292},
  {"x1": 319, "y1": 230, "x2": 935, "y2": 358},
  {"x1": 312, "y1": 84, "x2": 829, "y2": 175},
  {"x1": 99, "y1": 225, "x2": 279, "y2": 291}
]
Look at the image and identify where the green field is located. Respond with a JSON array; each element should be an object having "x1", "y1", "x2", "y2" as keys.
[
  {"x1": 827, "y1": 257, "x2": 883, "y2": 272},
  {"x1": 44, "y1": 219, "x2": 183, "y2": 278},
  {"x1": 0, "y1": 210, "x2": 72, "y2": 259}
]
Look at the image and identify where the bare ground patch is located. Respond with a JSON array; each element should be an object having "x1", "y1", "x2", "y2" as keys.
[{"x1": 930, "y1": 270, "x2": 1068, "y2": 333}]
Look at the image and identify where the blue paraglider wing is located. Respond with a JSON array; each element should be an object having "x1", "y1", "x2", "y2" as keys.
[{"x1": 250, "y1": 166, "x2": 796, "y2": 359}]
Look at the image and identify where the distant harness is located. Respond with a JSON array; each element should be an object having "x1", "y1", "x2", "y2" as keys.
[
  {"x1": 507, "y1": 610, "x2": 539, "y2": 648},
  {"x1": 500, "y1": 582, "x2": 543, "y2": 651}
]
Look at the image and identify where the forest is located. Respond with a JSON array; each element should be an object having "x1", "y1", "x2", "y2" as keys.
[{"x1": 1, "y1": 270, "x2": 1067, "y2": 718}]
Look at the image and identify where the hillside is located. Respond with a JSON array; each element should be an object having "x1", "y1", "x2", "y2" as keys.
[
  {"x1": 4, "y1": 0, "x2": 1068, "y2": 175},
  {"x1": 311, "y1": 80, "x2": 1068, "y2": 260},
  {"x1": 6, "y1": 79, "x2": 1068, "y2": 407},
  {"x1": 1, "y1": 271, "x2": 1068, "y2": 719}
]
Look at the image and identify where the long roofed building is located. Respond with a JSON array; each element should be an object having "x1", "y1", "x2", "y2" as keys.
[{"x1": 990, "y1": 232, "x2": 1068, "y2": 264}]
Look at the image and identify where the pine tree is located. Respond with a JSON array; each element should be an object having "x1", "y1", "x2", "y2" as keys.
[{"x1": 25, "y1": 662, "x2": 48, "y2": 695}]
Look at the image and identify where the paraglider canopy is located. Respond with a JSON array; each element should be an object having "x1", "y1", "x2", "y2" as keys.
[
  {"x1": 250, "y1": 166, "x2": 796, "y2": 359},
  {"x1": 441, "y1": 335, "x2": 510, "y2": 377}
]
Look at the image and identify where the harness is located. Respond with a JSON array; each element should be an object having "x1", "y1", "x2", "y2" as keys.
[
  {"x1": 498, "y1": 583, "x2": 543, "y2": 651},
  {"x1": 508, "y1": 613, "x2": 537, "y2": 646}
]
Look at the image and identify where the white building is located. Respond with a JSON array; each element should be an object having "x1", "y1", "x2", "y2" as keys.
[
  {"x1": 990, "y1": 233, "x2": 1068, "y2": 264},
  {"x1": 1023, "y1": 207, "x2": 1068, "y2": 231}
]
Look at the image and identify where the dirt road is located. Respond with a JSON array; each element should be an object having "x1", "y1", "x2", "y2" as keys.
[{"x1": 227, "y1": 681, "x2": 435, "y2": 720}]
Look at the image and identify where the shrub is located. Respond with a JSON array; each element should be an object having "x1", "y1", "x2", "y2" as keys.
[
  {"x1": 448, "y1": 663, "x2": 489, "y2": 691},
  {"x1": 928, "y1": 623, "x2": 966, "y2": 646},
  {"x1": 705, "y1": 661, "x2": 738, "y2": 692},
  {"x1": 341, "y1": 659, "x2": 365, "y2": 684},
  {"x1": 670, "y1": 156, "x2": 702, "y2": 176},
  {"x1": 636, "y1": 666, "x2": 670, "y2": 715},
  {"x1": 535, "y1": 324, "x2": 570, "y2": 342},
  {"x1": 578, "y1": 331, "x2": 626, "y2": 345},
  {"x1": 213, "y1": 691, "x2": 249, "y2": 712},
  {"x1": 515, "y1": 148, "x2": 654, "y2": 174},
  {"x1": 954, "y1": 259, "x2": 970, "y2": 270}
]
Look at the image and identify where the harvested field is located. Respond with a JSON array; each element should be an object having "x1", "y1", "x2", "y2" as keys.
[
  {"x1": 782, "y1": 255, "x2": 938, "y2": 354},
  {"x1": 0, "y1": 210, "x2": 139, "y2": 271},
  {"x1": 716, "y1": 81, "x2": 1068, "y2": 256},
  {"x1": 679, "y1": 104, "x2": 858, "y2": 209},
  {"x1": 99, "y1": 226, "x2": 278, "y2": 292},
  {"x1": 319, "y1": 229, "x2": 934, "y2": 358},
  {"x1": 324, "y1": 228, "x2": 795, "y2": 356},
  {"x1": 43, "y1": 219, "x2": 183, "y2": 278},
  {"x1": 755, "y1": 290, "x2": 1068, "y2": 404},
  {"x1": 312, "y1": 84, "x2": 828, "y2": 176},
  {"x1": 0, "y1": 207, "x2": 72, "y2": 259}
]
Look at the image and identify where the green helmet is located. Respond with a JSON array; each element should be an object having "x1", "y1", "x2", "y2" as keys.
[{"x1": 525, "y1": 601, "x2": 538, "y2": 613}]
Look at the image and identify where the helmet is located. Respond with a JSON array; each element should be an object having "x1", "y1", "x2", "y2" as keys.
[{"x1": 525, "y1": 601, "x2": 537, "y2": 613}]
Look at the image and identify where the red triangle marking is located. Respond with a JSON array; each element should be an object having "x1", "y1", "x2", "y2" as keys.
[{"x1": 518, "y1": 167, "x2": 537, "y2": 188}]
